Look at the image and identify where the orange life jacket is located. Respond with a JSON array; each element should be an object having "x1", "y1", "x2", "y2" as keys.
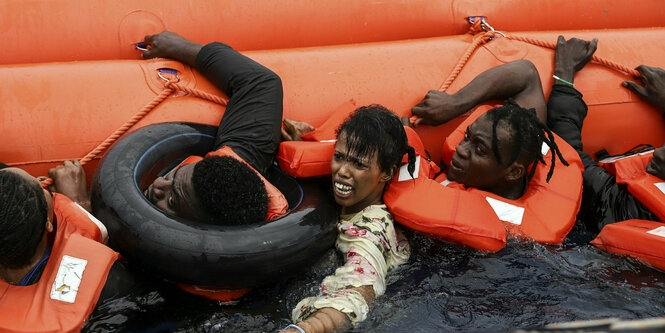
[
  {"x1": 599, "y1": 150, "x2": 665, "y2": 221},
  {"x1": 384, "y1": 105, "x2": 584, "y2": 251},
  {"x1": 181, "y1": 146, "x2": 288, "y2": 221},
  {"x1": 0, "y1": 193, "x2": 118, "y2": 333},
  {"x1": 277, "y1": 123, "x2": 428, "y2": 178},
  {"x1": 591, "y1": 152, "x2": 665, "y2": 272},
  {"x1": 591, "y1": 219, "x2": 665, "y2": 272}
]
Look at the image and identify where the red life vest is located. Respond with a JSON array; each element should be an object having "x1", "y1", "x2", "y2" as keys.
[
  {"x1": 0, "y1": 193, "x2": 118, "y2": 333},
  {"x1": 591, "y1": 151, "x2": 665, "y2": 271},
  {"x1": 384, "y1": 105, "x2": 584, "y2": 251},
  {"x1": 277, "y1": 125, "x2": 428, "y2": 178},
  {"x1": 591, "y1": 219, "x2": 665, "y2": 272},
  {"x1": 181, "y1": 146, "x2": 289, "y2": 221},
  {"x1": 599, "y1": 151, "x2": 665, "y2": 221}
]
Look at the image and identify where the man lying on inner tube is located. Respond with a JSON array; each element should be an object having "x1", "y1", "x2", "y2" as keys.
[
  {"x1": 548, "y1": 36, "x2": 665, "y2": 232},
  {"x1": 140, "y1": 31, "x2": 287, "y2": 225},
  {"x1": 280, "y1": 106, "x2": 415, "y2": 333},
  {"x1": 0, "y1": 162, "x2": 141, "y2": 332}
]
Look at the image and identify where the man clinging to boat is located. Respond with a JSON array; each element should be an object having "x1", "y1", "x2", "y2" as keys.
[
  {"x1": 0, "y1": 162, "x2": 142, "y2": 332},
  {"x1": 140, "y1": 31, "x2": 288, "y2": 225},
  {"x1": 547, "y1": 36, "x2": 665, "y2": 231},
  {"x1": 381, "y1": 57, "x2": 583, "y2": 250}
]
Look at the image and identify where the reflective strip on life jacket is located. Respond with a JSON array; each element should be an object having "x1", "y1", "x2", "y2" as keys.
[
  {"x1": 385, "y1": 105, "x2": 583, "y2": 251},
  {"x1": 0, "y1": 194, "x2": 118, "y2": 333}
]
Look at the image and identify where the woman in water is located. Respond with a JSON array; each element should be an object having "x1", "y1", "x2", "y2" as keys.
[{"x1": 282, "y1": 105, "x2": 416, "y2": 333}]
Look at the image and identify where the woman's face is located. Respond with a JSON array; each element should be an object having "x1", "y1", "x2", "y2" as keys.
[{"x1": 331, "y1": 132, "x2": 392, "y2": 215}]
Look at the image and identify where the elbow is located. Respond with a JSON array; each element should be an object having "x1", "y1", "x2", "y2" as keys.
[{"x1": 513, "y1": 59, "x2": 540, "y2": 83}]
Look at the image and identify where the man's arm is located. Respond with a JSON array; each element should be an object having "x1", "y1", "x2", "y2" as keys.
[
  {"x1": 546, "y1": 36, "x2": 659, "y2": 230},
  {"x1": 142, "y1": 31, "x2": 283, "y2": 175},
  {"x1": 412, "y1": 59, "x2": 546, "y2": 126}
]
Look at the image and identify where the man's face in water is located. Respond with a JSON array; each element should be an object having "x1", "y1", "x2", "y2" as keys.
[
  {"x1": 647, "y1": 144, "x2": 665, "y2": 181},
  {"x1": 144, "y1": 163, "x2": 210, "y2": 222}
]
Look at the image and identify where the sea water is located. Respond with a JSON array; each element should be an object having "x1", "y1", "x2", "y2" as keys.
[{"x1": 84, "y1": 229, "x2": 665, "y2": 332}]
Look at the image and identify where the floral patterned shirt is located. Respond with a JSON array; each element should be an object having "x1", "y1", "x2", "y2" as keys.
[{"x1": 291, "y1": 204, "x2": 410, "y2": 325}]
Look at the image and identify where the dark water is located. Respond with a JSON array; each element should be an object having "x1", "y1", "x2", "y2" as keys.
[{"x1": 84, "y1": 228, "x2": 665, "y2": 333}]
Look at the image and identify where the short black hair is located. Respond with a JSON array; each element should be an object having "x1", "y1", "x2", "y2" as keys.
[
  {"x1": 0, "y1": 171, "x2": 48, "y2": 268},
  {"x1": 192, "y1": 156, "x2": 269, "y2": 226},
  {"x1": 336, "y1": 104, "x2": 416, "y2": 178},
  {"x1": 486, "y1": 99, "x2": 568, "y2": 182}
]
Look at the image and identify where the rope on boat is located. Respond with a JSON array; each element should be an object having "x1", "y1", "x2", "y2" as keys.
[
  {"x1": 411, "y1": 18, "x2": 640, "y2": 124},
  {"x1": 38, "y1": 79, "x2": 228, "y2": 187}
]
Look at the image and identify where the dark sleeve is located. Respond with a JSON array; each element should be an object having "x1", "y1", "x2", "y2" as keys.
[
  {"x1": 97, "y1": 261, "x2": 148, "y2": 305},
  {"x1": 195, "y1": 42, "x2": 283, "y2": 176},
  {"x1": 547, "y1": 84, "x2": 658, "y2": 232}
]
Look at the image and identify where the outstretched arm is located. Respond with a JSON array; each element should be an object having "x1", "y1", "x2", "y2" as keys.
[
  {"x1": 141, "y1": 31, "x2": 283, "y2": 175},
  {"x1": 412, "y1": 59, "x2": 546, "y2": 126}
]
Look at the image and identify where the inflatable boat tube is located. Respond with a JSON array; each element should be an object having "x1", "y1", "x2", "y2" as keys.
[
  {"x1": 4, "y1": 29, "x2": 665, "y2": 177},
  {"x1": 4, "y1": 0, "x2": 665, "y2": 64},
  {"x1": 91, "y1": 122, "x2": 338, "y2": 287}
]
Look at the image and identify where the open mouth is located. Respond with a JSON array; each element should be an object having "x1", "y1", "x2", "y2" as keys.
[
  {"x1": 450, "y1": 157, "x2": 464, "y2": 174},
  {"x1": 333, "y1": 181, "x2": 353, "y2": 198}
]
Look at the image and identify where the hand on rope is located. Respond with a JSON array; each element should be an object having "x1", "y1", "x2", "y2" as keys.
[
  {"x1": 622, "y1": 65, "x2": 665, "y2": 112},
  {"x1": 39, "y1": 74, "x2": 228, "y2": 189},
  {"x1": 409, "y1": 17, "x2": 640, "y2": 127}
]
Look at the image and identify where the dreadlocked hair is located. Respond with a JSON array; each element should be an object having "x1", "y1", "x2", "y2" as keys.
[
  {"x1": 486, "y1": 99, "x2": 569, "y2": 183},
  {"x1": 0, "y1": 170, "x2": 48, "y2": 268},
  {"x1": 336, "y1": 104, "x2": 416, "y2": 179}
]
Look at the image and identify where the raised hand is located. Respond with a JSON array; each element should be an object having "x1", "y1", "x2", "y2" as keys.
[{"x1": 553, "y1": 35, "x2": 598, "y2": 82}]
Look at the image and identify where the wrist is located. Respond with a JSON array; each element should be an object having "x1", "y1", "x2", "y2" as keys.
[{"x1": 553, "y1": 68, "x2": 575, "y2": 83}]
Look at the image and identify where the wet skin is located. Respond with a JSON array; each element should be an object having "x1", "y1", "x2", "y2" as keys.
[
  {"x1": 331, "y1": 133, "x2": 391, "y2": 215},
  {"x1": 144, "y1": 163, "x2": 210, "y2": 222},
  {"x1": 647, "y1": 145, "x2": 665, "y2": 180},
  {"x1": 447, "y1": 114, "x2": 524, "y2": 199}
]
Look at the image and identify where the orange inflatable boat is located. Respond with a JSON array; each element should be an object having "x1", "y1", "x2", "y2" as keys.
[
  {"x1": 3, "y1": 28, "x2": 665, "y2": 180},
  {"x1": 3, "y1": 0, "x2": 665, "y2": 64}
]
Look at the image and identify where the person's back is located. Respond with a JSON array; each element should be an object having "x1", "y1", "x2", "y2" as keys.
[{"x1": 0, "y1": 166, "x2": 119, "y2": 333}]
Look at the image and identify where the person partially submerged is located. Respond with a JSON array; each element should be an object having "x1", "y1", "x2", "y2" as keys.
[
  {"x1": 281, "y1": 105, "x2": 415, "y2": 333},
  {"x1": 140, "y1": 31, "x2": 286, "y2": 225},
  {"x1": 412, "y1": 59, "x2": 568, "y2": 199}
]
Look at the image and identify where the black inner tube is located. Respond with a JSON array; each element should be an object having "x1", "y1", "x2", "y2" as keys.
[{"x1": 91, "y1": 122, "x2": 337, "y2": 287}]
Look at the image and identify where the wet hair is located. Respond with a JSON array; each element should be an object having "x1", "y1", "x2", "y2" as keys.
[
  {"x1": 486, "y1": 99, "x2": 568, "y2": 182},
  {"x1": 336, "y1": 104, "x2": 416, "y2": 178},
  {"x1": 0, "y1": 171, "x2": 48, "y2": 268},
  {"x1": 192, "y1": 156, "x2": 269, "y2": 226}
]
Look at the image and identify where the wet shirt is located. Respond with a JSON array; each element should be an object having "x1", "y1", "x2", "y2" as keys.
[
  {"x1": 195, "y1": 42, "x2": 283, "y2": 176},
  {"x1": 292, "y1": 204, "x2": 410, "y2": 325},
  {"x1": 546, "y1": 84, "x2": 659, "y2": 233}
]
